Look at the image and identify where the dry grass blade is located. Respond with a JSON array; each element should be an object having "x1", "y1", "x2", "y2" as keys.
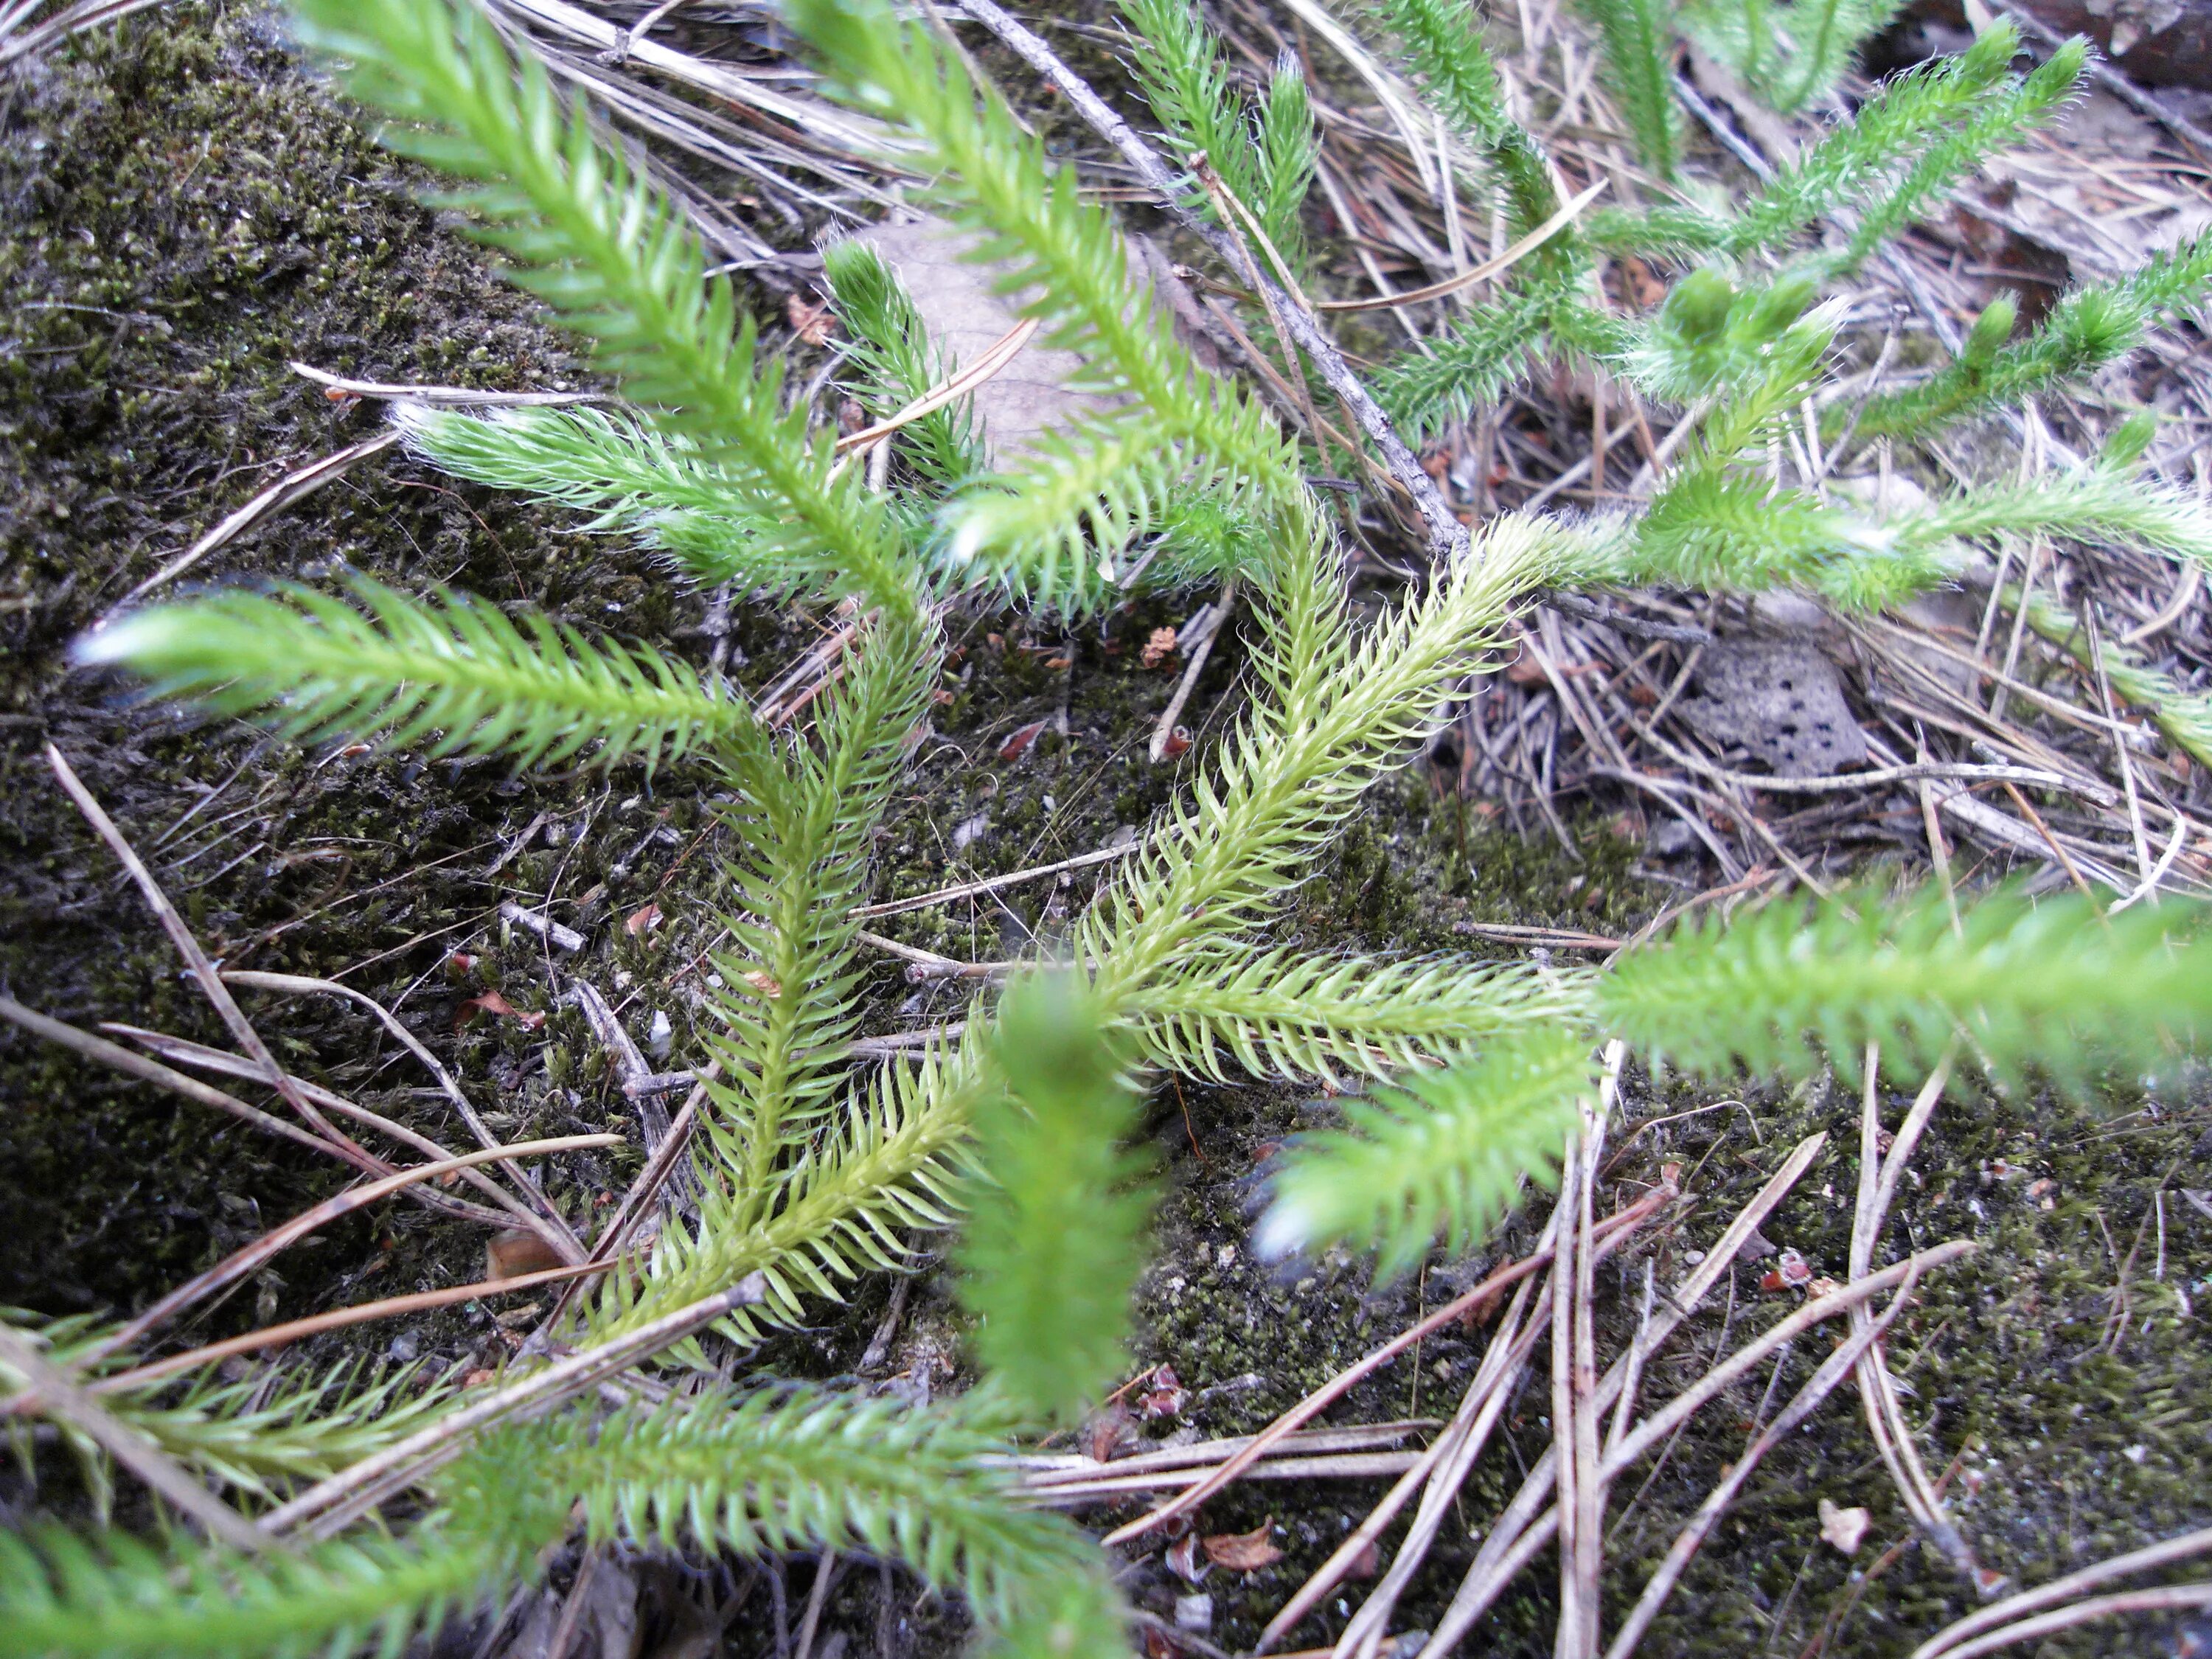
[
  {"x1": 0, "y1": 998, "x2": 515, "y2": 1232},
  {"x1": 92, "y1": 1135, "x2": 619, "y2": 1363},
  {"x1": 267, "y1": 1271, "x2": 769, "y2": 1540},
  {"x1": 1601, "y1": 1270, "x2": 1927, "y2": 1658},
  {"x1": 91, "y1": 1257, "x2": 623, "y2": 1393},
  {"x1": 46, "y1": 745, "x2": 378, "y2": 1169},
  {"x1": 291, "y1": 361, "x2": 602, "y2": 406},
  {"x1": 1919, "y1": 1585, "x2": 2212, "y2": 1659},
  {"x1": 1106, "y1": 1186, "x2": 1673, "y2": 1549},
  {"x1": 1262, "y1": 1267, "x2": 1545, "y2": 1652},
  {"x1": 102, "y1": 433, "x2": 402, "y2": 615},
  {"x1": 950, "y1": 0, "x2": 1468, "y2": 559},
  {"x1": 832, "y1": 316, "x2": 1040, "y2": 458},
  {"x1": 1415, "y1": 1243, "x2": 1978, "y2": 1659},
  {"x1": 1913, "y1": 1526, "x2": 2212, "y2": 1658},
  {"x1": 99, "y1": 1021, "x2": 554, "y2": 1232},
  {"x1": 1314, "y1": 181, "x2": 1608, "y2": 313},
  {"x1": 1848, "y1": 1048, "x2": 1986, "y2": 1586},
  {"x1": 0, "y1": 1324, "x2": 277, "y2": 1554},
  {"x1": 0, "y1": 0, "x2": 158, "y2": 65},
  {"x1": 1411, "y1": 1131, "x2": 1834, "y2": 1657},
  {"x1": 223, "y1": 968, "x2": 585, "y2": 1259}
]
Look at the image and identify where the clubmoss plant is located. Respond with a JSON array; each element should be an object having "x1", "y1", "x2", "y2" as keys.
[{"x1": 12, "y1": 0, "x2": 2212, "y2": 1653}]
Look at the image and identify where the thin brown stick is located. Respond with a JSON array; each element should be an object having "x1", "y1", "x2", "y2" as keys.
[
  {"x1": 0, "y1": 999, "x2": 510, "y2": 1232},
  {"x1": 92, "y1": 1259, "x2": 624, "y2": 1392},
  {"x1": 93, "y1": 1135, "x2": 619, "y2": 1363},
  {"x1": 267, "y1": 1271, "x2": 769, "y2": 1539},
  {"x1": 46, "y1": 745, "x2": 375, "y2": 1166},
  {"x1": 1106, "y1": 1182, "x2": 1674, "y2": 1548},
  {"x1": 1601, "y1": 1274, "x2": 1924, "y2": 1658},
  {"x1": 0, "y1": 1324, "x2": 276, "y2": 1554},
  {"x1": 848, "y1": 843, "x2": 1133, "y2": 919},
  {"x1": 1913, "y1": 1527, "x2": 2212, "y2": 1659},
  {"x1": 948, "y1": 0, "x2": 1468, "y2": 561}
]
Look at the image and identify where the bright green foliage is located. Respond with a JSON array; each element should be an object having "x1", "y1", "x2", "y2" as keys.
[
  {"x1": 822, "y1": 239, "x2": 988, "y2": 490},
  {"x1": 1852, "y1": 230, "x2": 2212, "y2": 438},
  {"x1": 43, "y1": 0, "x2": 2212, "y2": 1652},
  {"x1": 73, "y1": 579, "x2": 756, "y2": 774},
  {"x1": 290, "y1": 0, "x2": 917, "y2": 624},
  {"x1": 470, "y1": 1388, "x2": 1102, "y2": 1631},
  {"x1": 1599, "y1": 886, "x2": 2212, "y2": 1091},
  {"x1": 397, "y1": 403, "x2": 782, "y2": 589},
  {"x1": 793, "y1": 0, "x2": 1298, "y2": 602},
  {"x1": 1127, "y1": 948, "x2": 1587, "y2": 1084},
  {"x1": 2006, "y1": 584, "x2": 2212, "y2": 768},
  {"x1": 1572, "y1": 0, "x2": 1683, "y2": 178},
  {"x1": 957, "y1": 977, "x2": 1155, "y2": 1425},
  {"x1": 1, "y1": 1316, "x2": 458, "y2": 1514},
  {"x1": 1682, "y1": 0, "x2": 1905, "y2": 112},
  {"x1": 1121, "y1": 0, "x2": 1312, "y2": 269},
  {"x1": 0, "y1": 1523, "x2": 507, "y2": 1659},
  {"x1": 1843, "y1": 38, "x2": 2084, "y2": 268},
  {"x1": 1258, "y1": 1032, "x2": 1593, "y2": 1281}
]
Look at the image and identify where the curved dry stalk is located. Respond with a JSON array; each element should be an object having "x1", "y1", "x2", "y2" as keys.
[
  {"x1": 100, "y1": 1022, "x2": 556, "y2": 1237},
  {"x1": 0, "y1": 997, "x2": 512, "y2": 1233},
  {"x1": 220, "y1": 968, "x2": 584, "y2": 1258},
  {"x1": 267, "y1": 1271, "x2": 769, "y2": 1540},
  {"x1": 92, "y1": 1258, "x2": 625, "y2": 1393},
  {"x1": 1921, "y1": 1585, "x2": 2212, "y2": 1659},
  {"x1": 1912, "y1": 1526, "x2": 2212, "y2": 1659},
  {"x1": 46, "y1": 744, "x2": 375, "y2": 1166},
  {"x1": 91, "y1": 1135, "x2": 619, "y2": 1363},
  {"x1": 1601, "y1": 1268, "x2": 1924, "y2": 1658}
]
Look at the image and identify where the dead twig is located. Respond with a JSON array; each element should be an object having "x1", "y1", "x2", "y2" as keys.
[{"x1": 0, "y1": 1324, "x2": 278, "y2": 1554}]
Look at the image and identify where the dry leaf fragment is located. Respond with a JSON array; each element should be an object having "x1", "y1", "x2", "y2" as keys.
[
  {"x1": 998, "y1": 718, "x2": 1049, "y2": 762},
  {"x1": 1136, "y1": 1363, "x2": 1187, "y2": 1420},
  {"x1": 1818, "y1": 1498, "x2": 1871, "y2": 1556},
  {"x1": 787, "y1": 292, "x2": 835, "y2": 346},
  {"x1": 456, "y1": 990, "x2": 545, "y2": 1032},
  {"x1": 1142, "y1": 627, "x2": 1180, "y2": 669},
  {"x1": 742, "y1": 970, "x2": 783, "y2": 998},
  {"x1": 487, "y1": 1229, "x2": 563, "y2": 1281},
  {"x1": 1760, "y1": 1246, "x2": 1814, "y2": 1292},
  {"x1": 624, "y1": 901, "x2": 663, "y2": 937},
  {"x1": 1201, "y1": 1518, "x2": 1283, "y2": 1572},
  {"x1": 1166, "y1": 1531, "x2": 1209, "y2": 1585}
]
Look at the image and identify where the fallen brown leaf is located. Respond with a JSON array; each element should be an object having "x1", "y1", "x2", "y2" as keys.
[
  {"x1": 456, "y1": 990, "x2": 545, "y2": 1032},
  {"x1": 1202, "y1": 1518, "x2": 1283, "y2": 1573},
  {"x1": 625, "y1": 901, "x2": 663, "y2": 937},
  {"x1": 787, "y1": 292, "x2": 836, "y2": 346}
]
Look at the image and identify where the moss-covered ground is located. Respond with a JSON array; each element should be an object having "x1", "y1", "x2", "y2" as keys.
[{"x1": 1, "y1": 7, "x2": 2206, "y2": 1657}]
